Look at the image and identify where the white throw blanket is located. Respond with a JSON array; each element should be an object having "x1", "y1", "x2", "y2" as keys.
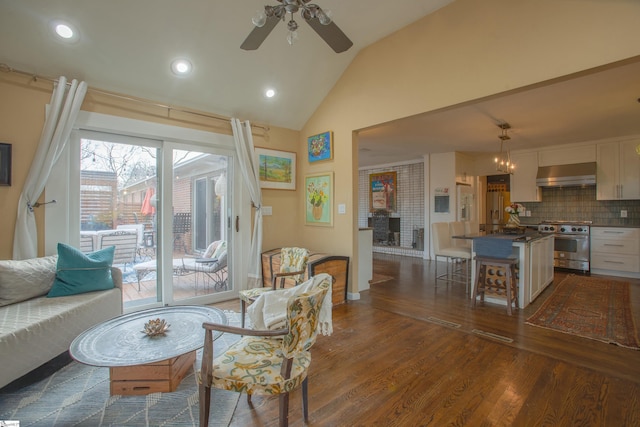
[{"x1": 247, "y1": 273, "x2": 333, "y2": 336}]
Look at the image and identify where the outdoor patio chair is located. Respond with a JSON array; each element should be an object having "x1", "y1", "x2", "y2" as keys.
[
  {"x1": 180, "y1": 241, "x2": 228, "y2": 291},
  {"x1": 173, "y1": 212, "x2": 191, "y2": 253},
  {"x1": 239, "y1": 247, "x2": 309, "y2": 327},
  {"x1": 116, "y1": 223, "x2": 146, "y2": 260},
  {"x1": 97, "y1": 230, "x2": 138, "y2": 271},
  {"x1": 79, "y1": 233, "x2": 95, "y2": 253},
  {"x1": 132, "y1": 240, "x2": 227, "y2": 292},
  {"x1": 198, "y1": 276, "x2": 331, "y2": 427}
]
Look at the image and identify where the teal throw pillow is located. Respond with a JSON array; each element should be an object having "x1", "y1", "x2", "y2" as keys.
[{"x1": 48, "y1": 243, "x2": 115, "y2": 298}]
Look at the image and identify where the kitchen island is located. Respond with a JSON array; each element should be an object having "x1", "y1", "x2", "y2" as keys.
[{"x1": 465, "y1": 231, "x2": 554, "y2": 309}]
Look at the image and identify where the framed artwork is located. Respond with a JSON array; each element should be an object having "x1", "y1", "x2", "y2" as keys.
[
  {"x1": 0, "y1": 143, "x2": 11, "y2": 186},
  {"x1": 255, "y1": 147, "x2": 296, "y2": 190},
  {"x1": 305, "y1": 172, "x2": 333, "y2": 226},
  {"x1": 307, "y1": 131, "x2": 333, "y2": 163},
  {"x1": 369, "y1": 171, "x2": 397, "y2": 212}
]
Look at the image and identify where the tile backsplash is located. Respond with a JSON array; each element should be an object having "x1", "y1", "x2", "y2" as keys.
[{"x1": 521, "y1": 186, "x2": 640, "y2": 226}]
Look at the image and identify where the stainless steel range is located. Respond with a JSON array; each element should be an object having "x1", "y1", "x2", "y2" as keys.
[{"x1": 538, "y1": 220, "x2": 591, "y2": 273}]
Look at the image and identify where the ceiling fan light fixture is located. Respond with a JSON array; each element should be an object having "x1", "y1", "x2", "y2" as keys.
[
  {"x1": 241, "y1": 1, "x2": 352, "y2": 52},
  {"x1": 252, "y1": 10, "x2": 267, "y2": 27},
  {"x1": 317, "y1": 8, "x2": 332, "y2": 25},
  {"x1": 287, "y1": 29, "x2": 299, "y2": 45}
]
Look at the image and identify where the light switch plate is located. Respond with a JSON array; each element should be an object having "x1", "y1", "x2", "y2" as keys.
[
  {"x1": 338, "y1": 203, "x2": 346, "y2": 214},
  {"x1": 263, "y1": 206, "x2": 273, "y2": 216},
  {"x1": 621, "y1": 210, "x2": 627, "y2": 218}
]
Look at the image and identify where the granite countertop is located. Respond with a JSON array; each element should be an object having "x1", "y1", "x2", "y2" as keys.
[{"x1": 519, "y1": 223, "x2": 640, "y2": 229}]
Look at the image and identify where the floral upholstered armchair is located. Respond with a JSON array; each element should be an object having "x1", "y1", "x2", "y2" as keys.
[
  {"x1": 198, "y1": 276, "x2": 330, "y2": 427},
  {"x1": 239, "y1": 247, "x2": 309, "y2": 327}
]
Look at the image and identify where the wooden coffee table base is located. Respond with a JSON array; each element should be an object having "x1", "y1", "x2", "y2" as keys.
[{"x1": 109, "y1": 351, "x2": 196, "y2": 396}]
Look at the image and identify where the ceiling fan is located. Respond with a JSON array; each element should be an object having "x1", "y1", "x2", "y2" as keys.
[{"x1": 241, "y1": 0, "x2": 353, "y2": 53}]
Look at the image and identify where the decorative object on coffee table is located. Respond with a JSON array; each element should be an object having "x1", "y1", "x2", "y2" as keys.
[{"x1": 142, "y1": 318, "x2": 170, "y2": 336}]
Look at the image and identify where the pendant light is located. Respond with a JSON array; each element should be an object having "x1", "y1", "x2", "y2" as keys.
[{"x1": 494, "y1": 123, "x2": 515, "y2": 174}]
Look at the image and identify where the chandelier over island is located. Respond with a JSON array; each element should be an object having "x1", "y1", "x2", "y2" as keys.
[{"x1": 494, "y1": 122, "x2": 515, "y2": 174}]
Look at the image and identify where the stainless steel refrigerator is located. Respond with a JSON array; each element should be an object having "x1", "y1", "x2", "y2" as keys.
[{"x1": 486, "y1": 191, "x2": 509, "y2": 232}]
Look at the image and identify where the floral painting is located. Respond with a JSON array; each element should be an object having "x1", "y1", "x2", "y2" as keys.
[
  {"x1": 305, "y1": 172, "x2": 333, "y2": 226},
  {"x1": 307, "y1": 131, "x2": 333, "y2": 163}
]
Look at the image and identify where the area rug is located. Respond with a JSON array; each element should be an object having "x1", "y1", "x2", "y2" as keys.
[
  {"x1": 0, "y1": 311, "x2": 244, "y2": 427},
  {"x1": 526, "y1": 275, "x2": 640, "y2": 350},
  {"x1": 369, "y1": 273, "x2": 394, "y2": 285}
]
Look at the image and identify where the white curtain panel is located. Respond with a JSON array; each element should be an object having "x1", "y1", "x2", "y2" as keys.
[
  {"x1": 13, "y1": 77, "x2": 88, "y2": 260},
  {"x1": 231, "y1": 118, "x2": 263, "y2": 288}
]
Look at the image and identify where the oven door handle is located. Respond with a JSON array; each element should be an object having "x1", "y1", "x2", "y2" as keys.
[{"x1": 553, "y1": 235, "x2": 588, "y2": 240}]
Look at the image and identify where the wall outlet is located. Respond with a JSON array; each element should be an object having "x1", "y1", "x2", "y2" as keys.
[
  {"x1": 262, "y1": 206, "x2": 273, "y2": 216},
  {"x1": 621, "y1": 209, "x2": 628, "y2": 218},
  {"x1": 526, "y1": 211, "x2": 531, "y2": 217}
]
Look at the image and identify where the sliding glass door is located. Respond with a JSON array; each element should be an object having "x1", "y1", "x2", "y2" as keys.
[
  {"x1": 77, "y1": 133, "x2": 233, "y2": 310},
  {"x1": 168, "y1": 147, "x2": 231, "y2": 304},
  {"x1": 79, "y1": 133, "x2": 160, "y2": 308}
]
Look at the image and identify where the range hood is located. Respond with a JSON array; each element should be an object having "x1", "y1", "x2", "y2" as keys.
[{"x1": 536, "y1": 162, "x2": 597, "y2": 187}]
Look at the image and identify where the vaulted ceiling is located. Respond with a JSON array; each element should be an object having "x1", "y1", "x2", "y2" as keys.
[
  {"x1": 0, "y1": 0, "x2": 453, "y2": 130},
  {"x1": 1, "y1": 1, "x2": 639, "y2": 168}
]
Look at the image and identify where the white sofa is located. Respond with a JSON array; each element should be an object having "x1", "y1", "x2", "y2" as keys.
[{"x1": 0, "y1": 255, "x2": 123, "y2": 388}]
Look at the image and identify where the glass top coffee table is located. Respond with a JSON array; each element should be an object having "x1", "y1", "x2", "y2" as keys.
[{"x1": 70, "y1": 305, "x2": 227, "y2": 395}]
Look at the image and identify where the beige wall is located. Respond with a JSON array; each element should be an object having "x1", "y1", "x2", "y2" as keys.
[
  {"x1": 256, "y1": 126, "x2": 302, "y2": 250},
  {"x1": 0, "y1": 72, "x2": 300, "y2": 260},
  {"x1": 0, "y1": 75, "x2": 52, "y2": 259},
  {"x1": 298, "y1": 0, "x2": 640, "y2": 293}
]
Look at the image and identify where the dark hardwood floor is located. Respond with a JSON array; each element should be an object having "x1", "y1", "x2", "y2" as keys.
[{"x1": 213, "y1": 253, "x2": 640, "y2": 426}]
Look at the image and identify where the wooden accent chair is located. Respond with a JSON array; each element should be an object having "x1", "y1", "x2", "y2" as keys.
[
  {"x1": 239, "y1": 247, "x2": 309, "y2": 327},
  {"x1": 198, "y1": 276, "x2": 331, "y2": 427}
]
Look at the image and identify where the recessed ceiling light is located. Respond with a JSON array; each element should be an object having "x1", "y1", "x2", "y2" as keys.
[
  {"x1": 50, "y1": 20, "x2": 79, "y2": 42},
  {"x1": 265, "y1": 88, "x2": 276, "y2": 98},
  {"x1": 171, "y1": 59, "x2": 192, "y2": 76},
  {"x1": 55, "y1": 24, "x2": 73, "y2": 39}
]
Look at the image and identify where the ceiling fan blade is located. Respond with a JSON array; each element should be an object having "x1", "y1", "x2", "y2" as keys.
[
  {"x1": 305, "y1": 18, "x2": 353, "y2": 53},
  {"x1": 240, "y1": 15, "x2": 280, "y2": 51}
]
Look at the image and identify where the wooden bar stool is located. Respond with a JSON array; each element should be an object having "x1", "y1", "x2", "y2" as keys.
[
  {"x1": 472, "y1": 255, "x2": 519, "y2": 315},
  {"x1": 471, "y1": 236, "x2": 519, "y2": 315}
]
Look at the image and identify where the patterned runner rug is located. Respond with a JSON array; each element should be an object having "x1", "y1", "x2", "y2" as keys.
[
  {"x1": 0, "y1": 311, "x2": 243, "y2": 426},
  {"x1": 526, "y1": 275, "x2": 639, "y2": 350}
]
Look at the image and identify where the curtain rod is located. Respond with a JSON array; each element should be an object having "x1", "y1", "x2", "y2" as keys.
[{"x1": 0, "y1": 63, "x2": 270, "y2": 133}]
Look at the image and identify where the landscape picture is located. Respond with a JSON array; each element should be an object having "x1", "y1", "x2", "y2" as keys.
[{"x1": 255, "y1": 147, "x2": 296, "y2": 190}]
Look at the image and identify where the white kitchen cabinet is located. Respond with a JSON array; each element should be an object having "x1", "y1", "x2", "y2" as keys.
[
  {"x1": 529, "y1": 235, "x2": 554, "y2": 302},
  {"x1": 591, "y1": 227, "x2": 640, "y2": 277},
  {"x1": 597, "y1": 139, "x2": 640, "y2": 200},
  {"x1": 510, "y1": 152, "x2": 541, "y2": 202}
]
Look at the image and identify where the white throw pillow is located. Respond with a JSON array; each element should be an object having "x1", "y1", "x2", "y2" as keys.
[
  {"x1": 203, "y1": 241, "x2": 221, "y2": 258},
  {"x1": 211, "y1": 241, "x2": 227, "y2": 260},
  {"x1": 0, "y1": 255, "x2": 58, "y2": 306}
]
